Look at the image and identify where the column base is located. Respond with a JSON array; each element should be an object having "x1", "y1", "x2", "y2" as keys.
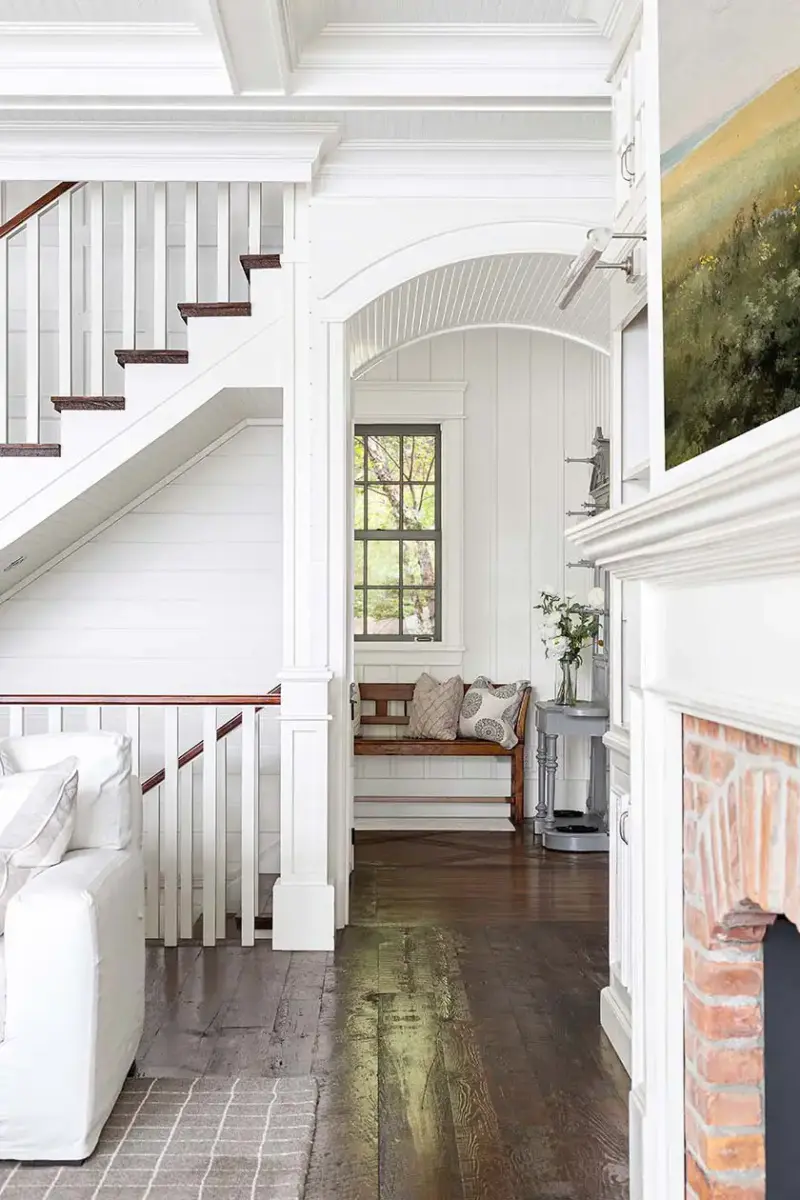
[{"x1": 271, "y1": 879, "x2": 335, "y2": 951}]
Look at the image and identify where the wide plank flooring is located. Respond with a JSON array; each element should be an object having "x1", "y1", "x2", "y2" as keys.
[{"x1": 140, "y1": 828, "x2": 629, "y2": 1199}]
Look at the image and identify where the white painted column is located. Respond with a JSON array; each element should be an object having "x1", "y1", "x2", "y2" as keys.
[{"x1": 272, "y1": 183, "x2": 336, "y2": 951}]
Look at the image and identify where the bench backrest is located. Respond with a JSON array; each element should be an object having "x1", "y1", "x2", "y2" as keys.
[{"x1": 358, "y1": 681, "x2": 531, "y2": 740}]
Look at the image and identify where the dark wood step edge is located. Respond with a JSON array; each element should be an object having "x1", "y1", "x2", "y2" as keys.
[
  {"x1": 115, "y1": 350, "x2": 189, "y2": 368},
  {"x1": 240, "y1": 254, "x2": 281, "y2": 281},
  {"x1": 0, "y1": 444, "x2": 61, "y2": 457},
  {"x1": 51, "y1": 397, "x2": 125, "y2": 412},
  {"x1": 178, "y1": 301, "x2": 252, "y2": 323}
]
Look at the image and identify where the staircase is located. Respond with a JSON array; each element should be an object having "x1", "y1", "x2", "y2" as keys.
[{"x1": 0, "y1": 181, "x2": 286, "y2": 589}]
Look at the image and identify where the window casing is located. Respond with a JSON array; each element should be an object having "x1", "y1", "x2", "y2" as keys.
[{"x1": 354, "y1": 424, "x2": 442, "y2": 641}]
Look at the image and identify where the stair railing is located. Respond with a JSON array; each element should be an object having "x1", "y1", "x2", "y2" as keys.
[
  {"x1": 0, "y1": 691, "x2": 281, "y2": 948},
  {"x1": 0, "y1": 181, "x2": 280, "y2": 447}
]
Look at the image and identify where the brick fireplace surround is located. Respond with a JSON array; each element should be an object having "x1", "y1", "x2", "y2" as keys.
[{"x1": 683, "y1": 715, "x2": 800, "y2": 1198}]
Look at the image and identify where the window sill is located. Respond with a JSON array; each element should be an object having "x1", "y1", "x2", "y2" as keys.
[{"x1": 355, "y1": 643, "x2": 465, "y2": 668}]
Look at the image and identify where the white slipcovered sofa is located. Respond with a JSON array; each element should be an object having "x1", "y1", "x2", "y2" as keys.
[{"x1": 0, "y1": 731, "x2": 145, "y2": 1162}]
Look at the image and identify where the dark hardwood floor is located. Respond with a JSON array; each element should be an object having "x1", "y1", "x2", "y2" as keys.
[{"x1": 139, "y1": 828, "x2": 629, "y2": 1199}]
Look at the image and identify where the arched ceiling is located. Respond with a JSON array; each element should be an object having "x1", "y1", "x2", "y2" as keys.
[{"x1": 348, "y1": 252, "x2": 610, "y2": 376}]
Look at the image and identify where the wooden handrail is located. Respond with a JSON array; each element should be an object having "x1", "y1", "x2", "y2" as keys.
[
  {"x1": 0, "y1": 693, "x2": 281, "y2": 705},
  {"x1": 0, "y1": 182, "x2": 80, "y2": 240}
]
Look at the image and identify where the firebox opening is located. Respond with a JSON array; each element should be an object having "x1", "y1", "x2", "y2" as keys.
[{"x1": 764, "y1": 916, "x2": 800, "y2": 1196}]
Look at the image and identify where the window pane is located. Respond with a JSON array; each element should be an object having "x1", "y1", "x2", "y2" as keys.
[
  {"x1": 402, "y1": 590, "x2": 436, "y2": 637},
  {"x1": 354, "y1": 485, "x2": 365, "y2": 530},
  {"x1": 354, "y1": 589, "x2": 365, "y2": 637},
  {"x1": 366, "y1": 589, "x2": 400, "y2": 636},
  {"x1": 402, "y1": 483, "x2": 436, "y2": 530},
  {"x1": 354, "y1": 541, "x2": 364, "y2": 586},
  {"x1": 403, "y1": 434, "x2": 436, "y2": 482},
  {"x1": 354, "y1": 436, "x2": 365, "y2": 482},
  {"x1": 367, "y1": 435, "x2": 400, "y2": 482},
  {"x1": 403, "y1": 540, "x2": 436, "y2": 587},
  {"x1": 367, "y1": 484, "x2": 400, "y2": 530},
  {"x1": 366, "y1": 540, "x2": 400, "y2": 586}
]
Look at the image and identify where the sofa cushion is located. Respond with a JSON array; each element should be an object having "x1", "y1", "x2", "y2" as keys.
[
  {"x1": 0, "y1": 757, "x2": 78, "y2": 934},
  {"x1": 407, "y1": 673, "x2": 463, "y2": 741},
  {"x1": 459, "y1": 677, "x2": 529, "y2": 749},
  {"x1": 0, "y1": 733, "x2": 132, "y2": 851}
]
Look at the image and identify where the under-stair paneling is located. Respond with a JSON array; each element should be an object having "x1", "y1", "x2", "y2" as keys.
[{"x1": 355, "y1": 328, "x2": 609, "y2": 818}]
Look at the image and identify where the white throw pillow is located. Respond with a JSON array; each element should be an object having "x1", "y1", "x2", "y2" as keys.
[
  {"x1": 0, "y1": 732, "x2": 132, "y2": 851},
  {"x1": 0, "y1": 757, "x2": 78, "y2": 933},
  {"x1": 408, "y1": 673, "x2": 464, "y2": 741},
  {"x1": 459, "y1": 677, "x2": 530, "y2": 749}
]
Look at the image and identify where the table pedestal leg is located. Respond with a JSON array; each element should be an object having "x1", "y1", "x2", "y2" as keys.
[
  {"x1": 535, "y1": 728, "x2": 548, "y2": 834},
  {"x1": 543, "y1": 733, "x2": 559, "y2": 833}
]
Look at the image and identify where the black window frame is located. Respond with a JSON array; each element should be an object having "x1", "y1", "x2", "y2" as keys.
[{"x1": 354, "y1": 423, "x2": 442, "y2": 642}]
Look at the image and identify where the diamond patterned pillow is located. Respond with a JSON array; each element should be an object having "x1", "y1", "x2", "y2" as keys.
[
  {"x1": 459, "y1": 677, "x2": 530, "y2": 749},
  {"x1": 407, "y1": 673, "x2": 464, "y2": 741}
]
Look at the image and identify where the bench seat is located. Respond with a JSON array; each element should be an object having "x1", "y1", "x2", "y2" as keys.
[{"x1": 354, "y1": 682, "x2": 531, "y2": 824}]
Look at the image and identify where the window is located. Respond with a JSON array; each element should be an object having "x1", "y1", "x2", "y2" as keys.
[{"x1": 354, "y1": 425, "x2": 441, "y2": 640}]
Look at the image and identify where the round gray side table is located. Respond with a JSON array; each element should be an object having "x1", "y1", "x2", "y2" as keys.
[{"x1": 534, "y1": 700, "x2": 609, "y2": 852}]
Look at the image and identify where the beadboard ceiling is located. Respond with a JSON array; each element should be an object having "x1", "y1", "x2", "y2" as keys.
[{"x1": 348, "y1": 253, "x2": 610, "y2": 376}]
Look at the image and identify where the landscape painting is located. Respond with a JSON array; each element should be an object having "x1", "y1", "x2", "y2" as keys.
[{"x1": 659, "y1": 0, "x2": 800, "y2": 468}]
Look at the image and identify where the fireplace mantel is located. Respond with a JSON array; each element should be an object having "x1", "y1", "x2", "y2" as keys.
[{"x1": 567, "y1": 408, "x2": 800, "y2": 584}]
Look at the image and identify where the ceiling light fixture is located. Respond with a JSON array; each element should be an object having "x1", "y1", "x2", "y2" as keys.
[{"x1": 556, "y1": 228, "x2": 647, "y2": 311}]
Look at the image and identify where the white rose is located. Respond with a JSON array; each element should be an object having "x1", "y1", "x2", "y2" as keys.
[
  {"x1": 545, "y1": 612, "x2": 561, "y2": 628},
  {"x1": 587, "y1": 586, "x2": 605, "y2": 609},
  {"x1": 550, "y1": 636, "x2": 566, "y2": 654}
]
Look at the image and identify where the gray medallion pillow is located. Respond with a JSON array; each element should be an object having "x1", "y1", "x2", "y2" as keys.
[
  {"x1": 407, "y1": 673, "x2": 464, "y2": 741},
  {"x1": 459, "y1": 677, "x2": 529, "y2": 749}
]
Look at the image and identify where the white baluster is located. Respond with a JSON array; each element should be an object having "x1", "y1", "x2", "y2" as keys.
[
  {"x1": 88, "y1": 183, "x2": 104, "y2": 395},
  {"x1": 0, "y1": 234, "x2": 7, "y2": 442},
  {"x1": 240, "y1": 707, "x2": 259, "y2": 947},
  {"x1": 152, "y1": 182, "x2": 167, "y2": 348},
  {"x1": 179, "y1": 765, "x2": 194, "y2": 939},
  {"x1": 163, "y1": 706, "x2": 179, "y2": 947},
  {"x1": 202, "y1": 706, "x2": 218, "y2": 946},
  {"x1": 216, "y1": 183, "x2": 230, "y2": 302},
  {"x1": 184, "y1": 182, "x2": 198, "y2": 303},
  {"x1": 25, "y1": 212, "x2": 40, "y2": 442},
  {"x1": 216, "y1": 736, "x2": 227, "y2": 935},
  {"x1": 143, "y1": 783, "x2": 161, "y2": 940},
  {"x1": 121, "y1": 183, "x2": 137, "y2": 350},
  {"x1": 57, "y1": 190, "x2": 72, "y2": 397},
  {"x1": 126, "y1": 705, "x2": 141, "y2": 779},
  {"x1": 9, "y1": 706, "x2": 23, "y2": 737},
  {"x1": 84, "y1": 705, "x2": 101, "y2": 731},
  {"x1": 247, "y1": 183, "x2": 262, "y2": 254},
  {"x1": 47, "y1": 705, "x2": 63, "y2": 735}
]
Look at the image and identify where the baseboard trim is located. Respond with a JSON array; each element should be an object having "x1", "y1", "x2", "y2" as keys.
[
  {"x1": 355, "y1": 816, "x2": 514, "y2": 832},
  {"x1": 600, "y1": 984, "x2": 632, "y2": 1076}
]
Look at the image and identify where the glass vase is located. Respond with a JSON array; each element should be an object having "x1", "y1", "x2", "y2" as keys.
[{"x1": 555, "y1": 657, "x2": 578, "y2": 706}]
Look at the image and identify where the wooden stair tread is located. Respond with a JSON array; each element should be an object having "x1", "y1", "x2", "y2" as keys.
[
  {"x1": 240, "y1": 254, "x2": 281, "y2": 280},
  {"x1": 0, "y1": 444, "x2": 61, "y2": 457},
  {"x1": 52, "y1": 397, "x2": 125, "y2": 412},
  {"x1": 178, "y1": 302, "x2": 251, "y2": 323},
  {"x1": 115, "y1": 349, "x2": 188, "y2": 367}
]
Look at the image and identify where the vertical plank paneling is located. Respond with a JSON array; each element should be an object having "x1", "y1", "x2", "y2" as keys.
[
  {"x1": 25, "y1": 212, "x2": 40, "y2": 443},
  {"x1": 0, "y1": 235, "x2": 7, "y2": 441},
  {"x1": 216, "y1": 183, "x2": 230, "y2": 302},
  {"x1": 162, "y1": 705, "x2": 179, "y2": 947},
  {"x1": 202, "y1": 705, "x2": 218, "y2": 946},
  {"x1": 215, "y1": 736, "x2": 227, "y2": 933},
  {"x1": 184, "y1": 182, "x2": 198, "y2": 303},
  {"x1": 88, "y1": 183, "x2": 104, "y2": 396},
  {"x1": 58, "y1": 191, "x2": 73, "y2": 395},
  {"x1": 121, "y1": 183, "x2": 137, "y2": 350},
  {"x1": 240, "y1": 706, "x2": 258, "y2": 947},
  {"x1": 247, "y1": 183, "x2": 262, "y2": 254},
  {"x1": 152, "y1": 181, "x2": 167, "y2": 349},
  {"x1": 179, "y1": 765, "x2": 194, "y2": 939}
]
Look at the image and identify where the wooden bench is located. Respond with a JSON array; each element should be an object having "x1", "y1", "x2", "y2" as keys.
[{"x1": 354, "y1": 682, "x2": 532, "y2": 825}]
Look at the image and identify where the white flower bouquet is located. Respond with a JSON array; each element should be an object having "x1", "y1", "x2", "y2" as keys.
[{"x1": 535, "y1": 586, "x2": 605, "y2": 704}]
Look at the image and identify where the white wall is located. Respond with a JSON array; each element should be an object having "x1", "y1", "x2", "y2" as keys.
[
  {"x1": 354, "y1": 327, "x2": 609, "y2": 815},
  {"x1": 0, "y1": 420, "x2": 283, "y2": 883}
]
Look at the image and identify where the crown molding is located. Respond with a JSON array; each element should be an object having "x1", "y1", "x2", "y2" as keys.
[
  {"x1": 567, "y1": 410, "x2": 800, "y2": 583},
  {"x1": 0, "y1": 117, "x2": 341, "y2": 181},
  {"x1": 317, "y1": 22, "x2": 602, "y2": 38}
]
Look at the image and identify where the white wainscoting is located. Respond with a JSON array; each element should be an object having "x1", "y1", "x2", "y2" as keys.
[{"x1": 353, "y1": 327, "x2": 609, "y2": 819}]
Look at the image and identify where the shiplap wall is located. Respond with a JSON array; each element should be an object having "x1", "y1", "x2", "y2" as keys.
[
  {"x1": 355, "y1": 327, "x2": 609, "y2": 816},
  {"x1": 0, "y1": 421, "x2": 283, "y2": 878}
]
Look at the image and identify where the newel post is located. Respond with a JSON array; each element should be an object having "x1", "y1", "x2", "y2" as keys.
[{"x1": 272, "y1": 182, "x2": 336, "y2": 951}]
